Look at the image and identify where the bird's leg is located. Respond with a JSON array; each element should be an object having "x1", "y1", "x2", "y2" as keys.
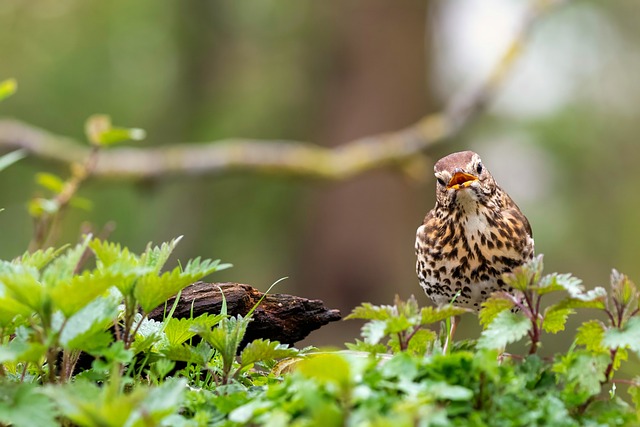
[{"x1": 442, "y1": 315, "x2": 460, "y2": 354}]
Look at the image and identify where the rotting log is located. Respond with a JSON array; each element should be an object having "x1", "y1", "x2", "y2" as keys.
[{"x1": 148, "y1": 282, "x2": 342, "y2": 346}]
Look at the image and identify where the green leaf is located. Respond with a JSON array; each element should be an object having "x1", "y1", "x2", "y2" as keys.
[
  {"x1": 542, "y1": 306, "x2": 574, "y2": 334},
  {"x1": 35, "y1": 172, "x2": 65, "y2": 193},
  {"x1": 610, "y1": 269, "x2": 638, "y2": 308},
  {"x1": 297, "y1": 353, "x2": 351, "y2": 388},
  {"x1": 361, "y1": 320, "x2": 387, "y2": 345},
  {"x1": 140, "y1": 236, "x2": 183, "y2": 274},
  {"x1": 60, "y1": 290, "x2": 119, "y2": 351},
  {"x1": 0, "y1": 265, "x2": 47, "y2": 313},
  {"x1": 18, "y1": 246, "x2": 67, "y2": 270},
  {"x1": 195, "y1": 315, "x2": 250, "y2": 374},
  {"x1": 0, "y1": 383, "x2": 57, "y2": 427},
  {"x1": 135, "y1": 258, "x2": 228, "y2": 313},
  {"x1": 41, "y1": 235, "x2": 92, "y2": 286},
  {"x1": 536, "y1": 273, "x2": 583, "y2": 296},
  {"x1": 345, "y1": 303, "x2": 394, "y2": 321},
  {"x1": 603, "y1": 316, "x2": 640, "y2": 353},
  {"x1": 46, "y1": 379, "x2": 145, "y2": 427},
  {"x1": 239, "y1": 339, "x2": 298, "y2": 368},
  {"x1": 420, "y1": 305, "x2": 469, "y2": 325},
  {"x1": 85, "y1": 114, "x2": 146, "y2": 146},
  {"x1": 0, "y1": 296, "x2": 32, "y2": 326},
  {"x1": 49, "y1": 270, "x2": 115, "y2": 317},
  {"x1": 477, "y1": 310, "x2": 531, "y2": 349},
  {"x1": 575, "y1": 320, "x2": 606, "y2": 353},
  {"x1": 479, "y1": 296, "x2": 514, "y2": 327},
  {"x1": 0, "y1": 339, "x2": 47, "y2": 364},
  {"x1": 344, "y1": 339, "x2": 387, "y2": 354},
  {"x1": 406, "y1": 328, "x2": 437, "y2": 355},
  {"x1": 125, "y1": 379, "x2": 186, "y2": 427},
  {"x1": 553, "y1": 351, "x2": 608, "y2": 399},
  {"x1": 163, "y1": 313, "x2": 224, "y2": 347},
  {"x1": 0, "y1": 78, "x2": 17, "y2": 102},
  {"x1": 0, "y1": 149, "x2": 26, "y2": 172},
  {"x1": 90, "y1": 239, "x2": 139, "y2": 269},
  {"x1": 505, "y1": 255, "x2": 544, "y2": 291}
]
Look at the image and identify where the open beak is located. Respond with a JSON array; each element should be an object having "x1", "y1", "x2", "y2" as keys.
[{"x1": 447, "y1": 171, "x2": 478, "y2": 190}]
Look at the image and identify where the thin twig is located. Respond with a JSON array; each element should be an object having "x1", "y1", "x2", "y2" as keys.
[{"x1": 0, "y1": 0, "x2": 567, "y2": 181}]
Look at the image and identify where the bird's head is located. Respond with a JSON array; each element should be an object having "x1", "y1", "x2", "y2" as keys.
[{"x1": 433, "y1": 151, "x2": 496, "y2": 207}]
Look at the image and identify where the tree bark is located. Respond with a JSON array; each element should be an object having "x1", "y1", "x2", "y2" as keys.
[{"x1": 148, "y1": 282, "x2": 342, "y2": 346}]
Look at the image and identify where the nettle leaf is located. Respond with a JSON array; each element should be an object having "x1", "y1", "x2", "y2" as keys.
[
  {"x1": 346, "y1": 303, "x2": 395, "y2": 321},
  {"x1": 18, "y1": 246, "x2": 66, "y2": 270},
  {"x1": 0, "y1": 383, "x2": 57, "y2": 427},
  {"x1": 553, "y1": 351, "x2": 609, "y2": 398},
  {"x1": 140, "y1": 236, "x2": 183, "y2": 274},
  {"x1": 0, "y1": 339, "x2": 47, "y2": 364},
  {"x1": 542, "y1": 306, "x2": 574, "y2": 334},
  {"x1": 536, "y1": 273, "x2": 582, "y2": 296},
  {"x1": 555, "y1": 287, "x2": 608, "y2": 310},
  {"x1": 479, "y1": 296, "x2": 514, "y2": 327},
  {"x1": 575, "y1": 320, "x2": 606, "y2": 353},
  {"x1": 477, "y1": 311, "x2": 531, "y2": 349},
  {"x1": 610, "y1": 269, "x2": 638, "y2": 307},
  {"x1": 0, "y1": 265, "x2": 47, "y2": 313},
  {"x1": 163, "y1": 313, "x2": 225, "y2": 347},
  {"x1": 132, "y1": 317, "x2": 164, "y2": 354},
  {"x1": 344, "y1": 339, "x2": 387, "y2": 354},
  {"x1": 385, "y1": 315, "x2": 414, "y2": 334},
  {"x1": 90, "y1": 239, "x2": 140, "y2": 269},
  {"x1": 47, "y1": 379, "x2": 146, "y2": 427},
  {"x1": 41, "y1": 235, "x2": 91, "y2": 286},
  {"x1": 135, "y1": 257, "x2": 226, "y2": 313},
  {"x1": 125, "y1": 378, "x2": 186, "y2": 427},
  {"x1": 182, "y1": 256, "x2": 231, "y2": 276},
  {"x1": 297, "y1": 353, "x2": 351, "y2": 388},
  {"x1": 0, "y1": 149, "x2": 26, "y2": 173},
  {"x1": 505, "y1": 255, "x2": 544, "y2": 291},
  {"x1": 395, "y1": 295, "x2": 420, "y2": 318},
  {"x1": 49, "y1": 270, "x2": 115, "y2": 317},
  {"x1": 196, "y1": 315, "x2": 250, "y2": 370},
  {"x1": 603, "y1": 316, "x2": 640, "y2": 353},
  {"x1": 420, "y1": 305, "x2": 469, "y2": 325},
  {"x1": 406, "y1": 328, "x2": 437, "y2": 355},
  {"x1": 60, "y1": 290, "x2": 119, "y2": 351},
  {"x1": 239, "y1": 339, "x2": 298, "y2": 368},
  {"x1": 361, "y1": 320, "x2": 387, "y2": 345},
  {"x1": 0, "y1": 296, "x2": 31, "y2": 326}
]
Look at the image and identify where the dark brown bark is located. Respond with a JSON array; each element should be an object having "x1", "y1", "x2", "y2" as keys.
[{"x1": 148, "y1": 282, "x2": 342, "y2": 346}]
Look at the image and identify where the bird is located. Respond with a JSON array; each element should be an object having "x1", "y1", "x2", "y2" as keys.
[{"x1": 415, "y1": 151, "x2": 534, "y2": 344}]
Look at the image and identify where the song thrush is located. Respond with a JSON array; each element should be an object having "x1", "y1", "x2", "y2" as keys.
[{"x1": 415, "y1": 150, "x2": 534, "y2": 311}]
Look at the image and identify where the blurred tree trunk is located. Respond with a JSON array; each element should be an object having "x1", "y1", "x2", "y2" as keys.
[{"x1": 299, "y1": 0, "x2": 436, "y2": 345}]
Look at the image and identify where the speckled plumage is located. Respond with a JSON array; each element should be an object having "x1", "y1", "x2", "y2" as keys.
[{"x1": 415, "y1": 151, "x2": 534, "y2": 311}]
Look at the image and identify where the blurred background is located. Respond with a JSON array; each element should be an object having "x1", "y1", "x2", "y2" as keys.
[{"x1": 0, "y1": 0, "x2": 639, "y2": 348}]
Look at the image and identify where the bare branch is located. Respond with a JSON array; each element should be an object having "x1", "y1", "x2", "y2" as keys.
[{"x1": 0, "y1": 0, "x2": 566, "y2": 181}]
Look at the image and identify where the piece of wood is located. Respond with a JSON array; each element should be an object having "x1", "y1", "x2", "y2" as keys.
[{"x1": 148, "y1": 282, "x2": 342, "y2": 346}]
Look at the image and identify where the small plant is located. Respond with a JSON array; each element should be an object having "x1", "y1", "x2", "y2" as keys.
[{"x1": 29, "y1": 115, "x2": 146, "y2": 251}]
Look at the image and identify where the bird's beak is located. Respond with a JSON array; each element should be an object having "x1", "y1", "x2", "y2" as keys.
[{"x1": 447, "y1": 172, "x2": 478, "y2": 190}]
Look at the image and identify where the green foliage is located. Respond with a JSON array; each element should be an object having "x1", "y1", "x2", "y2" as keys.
[
  {"x1": 0, "y1": 234, "x2": 639, "y2": 425},
  {"x1": 85, "y1": 114, "x2": 146, "y2": 146},
  {"x1": 346, "y1": 295, "x2": 468, "y2": 354}
]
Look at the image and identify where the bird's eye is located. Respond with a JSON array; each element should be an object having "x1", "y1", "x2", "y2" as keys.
[
  {"x1": 437, "y1": 178, "x2": 446, "y2": 186},
  {"x1": 476, "y1": 163, "x2": 483, "y2": 174}
]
